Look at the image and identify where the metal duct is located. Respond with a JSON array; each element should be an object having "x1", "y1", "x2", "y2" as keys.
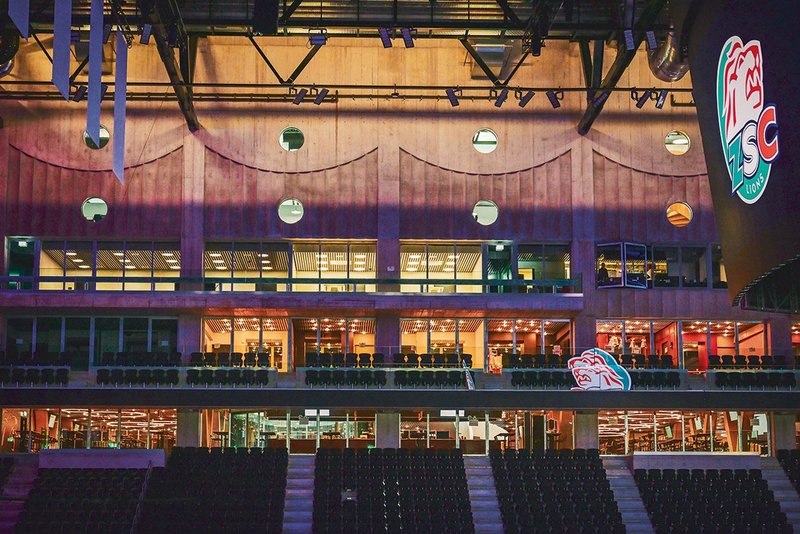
[{"x1": 648, "y1": 31, "x2": 689, "y2": 82}]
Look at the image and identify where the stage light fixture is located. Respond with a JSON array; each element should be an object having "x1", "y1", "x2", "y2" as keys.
[
  {"x1": 401, "y1": 28, "x2": 415, "y2": 48},
  {"x1": 292, "y1": 88, "x2": 308, "y2": 105},
  {"x1": 72, "y1": 85, "x2": 87, "y2": 102},
  {"x1": 546, "y1": 90, "x2": 562, "y2": 109},
  {"x1": 624, "y1": 29, "x2": 635, "y2": 51},
  {"x1": 633, "y1": 89, "x2": 653, "y2": 109},
  {"x1": 309, "y1": 31, "x2": 328, "y2": 46},
  {"x1": 313, "y1": 88, "x2": 329, "y2": 105},
  {"x1": 517, "y1": 90, "x2": 535, "y2": 108},
  {"x1": 378, "y1": 28, "x2": 393, "y2": 48},
  {"x1": 655, "y1": 89, "x2": 669, "y2": 109},
  {"x1": 592, "y1": 91, "x2": 609, "y2": 108},
  {"x1": 493, "y1": 88, "x2": 508, "y2": 108},
  {"x1": 140, "y1": 24, "x2": 152, "y2": 45},
  {"x1": 646, "y1": 31, "x2": 658, "y2": 50},
  {"x1": 445, "y1": 87, "x2": 460, "y2": 107}
]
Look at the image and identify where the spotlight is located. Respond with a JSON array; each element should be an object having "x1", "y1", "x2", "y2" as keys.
[
  {"x1": 390, "y1": 85, "x2": 400, "y2": 99},
  {"x1": 140, "y1": 24, "x2": 152, "y2": 45},
  {"x1": 531, "y1": 38, "x2": 543, "y2": 57},
  {"x1": 72, "y1": 85, "x2": 87, "y2": 102},
  {"x1": 313, "y1": 88, "x2": 329, "y2": 105},
  {"x1": 309, "y1": 31, "x2": 327, "y2": 46},
  {"x1": 624, "y1": 29, "x2": 635, "y2": 51},
  {"x1": 646, "y1": 30, "x2": 658, "y2": 50},
  {"x1": 546, "y1": 90, "x2": 562, "y2": 109},
  {"x1": 655, "y1": 89, "x2": 668, "y2": 109},
  {"x1": 445, "y1": 87, "x2": 460, "y2": 107},
  {"x1": 401, "y1": 27, "x2": 415, "y2": 48},
  {"x1": 633, "y1": 89, "x2": 653, "y2": 109},
  {"x1": 494, "y1": 88, "x2": 508, "y2": 108},
  {"x1": 102, "y1": 23, "x2": 112, "y2": 44},
  {"x1": 517, "y1": 90, "x2": 534, "y2": 107},
  {"x1": 378, "y1": 27, "x2": 393, "y2": 48},
  {"x1": 292, "y1": 88, "x2": 308, "y2": 105},
  {"x1": 592, "y1": 91, "x2": 609, "y2": 108}
]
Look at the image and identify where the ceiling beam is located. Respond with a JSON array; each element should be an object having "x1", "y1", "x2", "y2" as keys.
[
  {"x1": 576, "y1": 0, "x2": 666, "y2": 135},
  {"x1": 141, "y1": 0, "x2": 200, "y2": 132}
]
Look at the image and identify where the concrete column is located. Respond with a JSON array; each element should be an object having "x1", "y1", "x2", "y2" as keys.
[
  {"x1": 574, "y1": 411, "x2": 599, "y2": 450},
  {"x1": 573, "y1": 313, "x2": 597, "y2": 354},
  {"x1": 177, "y1": 409, "x2": 202, "y2": 447},
  {"x1": 771, "y1": 412, "x2": 797, "y2": 454},
  {"x1": 375, "y1": 413, "x2": 401, "y2": 449},
  {"x1": 178, "y1": 314, "x2": 201, "y2": 363},
  {"x1": 375, "y1": 314, "x2": 400, "y2": 359},
  {"x1": 180, "y1": 134, "x2": 206, "y2": 285},
  {"x1": 766, "y1": 316, "x2": 793, "y2": 359}
]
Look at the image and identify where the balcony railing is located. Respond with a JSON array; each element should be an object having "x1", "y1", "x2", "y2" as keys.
[{"x1": 0, "y1": 275, "x2": 583, "y2": 295}]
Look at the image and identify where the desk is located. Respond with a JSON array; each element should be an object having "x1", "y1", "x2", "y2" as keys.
[
  {"x1": 322, "y1": 431, "x2": 341, "y2": 439},
  {"x1": 211, "y1": 431, "x2": 229, "y2": 447}
]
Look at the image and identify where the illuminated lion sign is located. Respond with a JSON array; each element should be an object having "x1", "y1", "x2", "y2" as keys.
[
  {"x1": 717, "y1": 36, "x2": 779, "y2": 204},
  {"x1": 567, "y1": 349, "x2": 631, "y2": 391}
]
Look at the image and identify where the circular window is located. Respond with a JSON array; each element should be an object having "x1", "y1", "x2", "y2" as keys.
[
  {"x1": 279, "y1": 127, "x2": 305, "y2": 152},
  {"x1": 666, "y1": 201, "x2": 693, "y2": 227},
  {"x1": 278, "y1": 198, "x2": 304, "y2": 224},
  {"x1": 472, "y1": 200, "x2": 499, "y2": 226},
  {"x1": 472, "y1": 128, "x2": 498, "y2": 154},
  {"x1": 82, "y1": 125, "x2": 110, "y2": 150},
  {"x1": 664, "y1": 130, "x2": 690, "y2": 155},
  {"x1": 81, "y1": 197, "x2": 108, "y2": 222}
]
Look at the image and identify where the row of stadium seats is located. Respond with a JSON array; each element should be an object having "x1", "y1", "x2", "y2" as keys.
[
  {"x1": 777, "y1": 449, "x2": 800, "y2": 493},
  {"x1": 96, "y1": 367, "x2": 179, "y2": 386},
  {"x1": 708, "y1": 354, "x2": 788, "y2": 369},
  {"x1": 0, "y1": 350, "x2": 77, "y2": 367},
  {"x1": 714, "y1": 371, "x2": 796, "y2": 389},
  {"x1": 189, "y1": 351, "x2": 278, "y2": 368},
  {"x1": 186, "y1": 367, "x2": 271, "y2": 386},
  {"x1": 511, "y1": 369, "x2": 682, "y2": 389},
  {"x1": 305, "y1": 368, "x2": 387, "y2": 387},
  {"x1": 98, "y1": 351, "x2": 181, "y2": 367},
  {"x1": 0, "y1": 366, "x2": 69, "y2": 385},
  {"x1": 394, "y1": 369, "x2": 474, "y2": 388},
  {"x1": 388, "y1": 353, "x2": 473, "y2": 368},
  {"x1": 307, "y1": 352, "x2": 386, "y2": 368}
]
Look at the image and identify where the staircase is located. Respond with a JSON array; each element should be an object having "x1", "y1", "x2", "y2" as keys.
[
  {"x1": 463, "y1": 455, "x2": 503, "y2": 534},
  {"x1": 282, "y1": 455, "x2": 315, "y2": 534},
  {"x1": 0, "y1": 455, "x2": 39, "y2": 534},
  {"x1": 602, "y1": 457, "x2": 654, "y2": 533},
  {"x1": 761, "y1": 456, "x2": 800, "y2": 532}
]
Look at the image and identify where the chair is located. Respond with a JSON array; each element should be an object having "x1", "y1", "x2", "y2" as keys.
[
  {"x1": 632, "y1": 354, "x2": 645, "y2": 369},
  {"x1": 138, "y1": 369, "x2": 153, "y2": 385},
  {"x1": 345, "y1": 353, "x2": 358, "y2": 368},
  {"x1": 708, "y1": 354, "x2": 721, "y2": 369},
  {"x1": 760, "y1": 355, "x2": 774, "y2": 369},
  {"x1": 521, "y1": 354, "x2": 534, "y2": 368},
  {"x1": 165, "y1": 369, "x2": 179, "y2": 385},
  {"x1": 305, "y1": 369, "x2": 319, "y2": 386},
  {"x1": 216, "y1": 353, "x2": 231, "y2": 368},
  {"x1": 746, "y1": 355, "x2": 761, "y2": 369},
  {"x1": 462, "y1": 354, "x2": 473, "y2": 367},
  {"x1": 721, "y1": 355, "x2": 734, "y2": 368},
  {"x1": 734, "y1": 354, "x2": 747, "y2": 368},
  {"x1": 391, "y1": 353, "x2": 404, "y2": 367},
  {"x1": 306, "y1": 352, "x2": 321, "y2": 367},
  {"x1": 646, "y1": 354, "x2": 660, "y2": 369},
  {"x1": 254, "y1": 369, "x2": 270, "y2": 386},
  {"x1": 40, "y1": 368, "x2": 56, "y2": 385},
  {"x1": 660, "y1": 354, "x2": 674, "y2": 369},
  {"x1": 243, "y1": 353, "x2": 257, "y2": 367},
  {"x1": 532, "y1": 354, "x2": 545, "y2": 368},
  {"x1": 358, "y1": 353, "x2": 372, "y2": 368},
  {"x1": 620, "y1": 354, "x2": 634, "y2": 368},
  {"x1": 24, "y1": 368, "x2": 40, "y2": 385},
  {"x1": 214, "y1": 369, "x2": 229, "y2": 385},
  {"x1": 547, "y1": 354, "x2": 561, "y2": 368},
  {"x1": 371, "y1": 353, "x2": 384, "y2": 367},
  {"x1": 123, "y1": 369, "x2": 139, "y2": 385},
  {"x1": 444, "y1": 353, "x2": 458, "y2": 368}
]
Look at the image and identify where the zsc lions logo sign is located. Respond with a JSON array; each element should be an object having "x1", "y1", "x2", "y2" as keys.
[
  {"x1": 717, "y1": 36, "x2": 779, "y2": 204},
  {"x1": 568, "y1": 349, "x2": 631, "y2": 391}
]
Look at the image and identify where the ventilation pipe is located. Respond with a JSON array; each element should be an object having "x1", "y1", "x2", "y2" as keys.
[{"x1": 648, "y1": 31, "x2": 689, "y2": 82}]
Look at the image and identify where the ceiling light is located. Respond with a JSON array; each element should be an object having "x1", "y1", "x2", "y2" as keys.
[
  {"x1": 655, "y1": 89, "x2": 668, "y2": 109},
  {"x1": 378, "y1": 27, "x2": 393, "y2": 48},
  {"x1": 209, "y1": 253, "x2": 222, "y2": 257},
  {"x1": 72, "y1": 85, "x2": 87, "y2": 102},
  {"x1": 624, "y1": 29, "x2": 635, "y2": 51},
  {"x1": 292, "y1": 88, "x2": 308, "y2": 105},
  {"x1": 313, "y1": 88, "x2": 329, "y2": 105},
  {"x1": 113, "y1": 252, "x2": 124, "y2": 257},
  {"x1": 354, "y1": 254, "x2": 367, "y2": 259},
  {"x1": 634, "y1": 89, "x2": 653, "y2": 109},
  {"x1": 161, "y1": 252, "x2": 173, "y2": 257},
  {"x1": 407, "y1": 267, "x2": 418, "y2": 272},
  {"x1": 309, "y1": 31, "x2": 327, "y2": 46},
  {"x1": 169, "y1": 266, "x2": 180, "y2": 270},
  {"x1": 66, "y1": 252, "x2": 77, "y2": 256},
  {"x1": 646, "y1": 30, "x2": 657, "y2": 50},
  {"x1": 445, "y1": 87, "x2": 460, "y2": 107},
  {"x1": 401, "y1": 27, "x2": 415, "y2": 48},
  {"x1": 73, "y1": 259, "x2": 84, "y2": 263},
  {"x1": 353, "y1": 267, "x2": 365, "y2": 271},
  {"x1": 166, "y1": 259, "x2": 179, "y2": 263},
  {"x1": 78, "y1": 265, "x2": 91, "y2": 269},
  {"x1": 493, "y1": 88, "x2": 508, "y2": 108},
  {"x1": 546, "y1": 90, "x2": 562, "y2": 108},
  {"x1": 140, "y1": 23, "x2": 152, "y2": 45},
  {"x1": 517, "y1": 89, "x2": 535, "y2": 108}
]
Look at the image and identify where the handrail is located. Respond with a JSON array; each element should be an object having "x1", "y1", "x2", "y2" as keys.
[
  {"x1": 130, "y1": 459, "x2": 153, "y2": 534},
  {"x1": 0, "y1": 274, "x2": 583, "y2": 293}
]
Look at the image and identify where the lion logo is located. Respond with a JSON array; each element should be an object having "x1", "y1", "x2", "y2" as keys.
[{"x1": 568, "y1": 349, "x2": 631, "y2": 391}]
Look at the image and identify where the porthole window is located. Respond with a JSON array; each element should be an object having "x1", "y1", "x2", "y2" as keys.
[
  {"x1": 81, "y1": 197, "x2": 108, "y2": 222},
  {"x1": 472, "y1": 200, "x2": 499, "y2": 226},
  {"x1": 82, "y1": 125, "x2": 110, "y2": 150},
  {"x1": 472, "y1": 128, "x2": 498, "y2": 154},
  {"x1": 278, "y1": 198, "x2": 304, "y2": 224},
  {"x1": 664, "y1": 130, "x2": 690, "y2": 155},
  {"x1": 279, "y1": 127, "x2": 305, "y2": 152},
  {"x1": 666, "y1": 201, "x2": 693, "y2": 227}
]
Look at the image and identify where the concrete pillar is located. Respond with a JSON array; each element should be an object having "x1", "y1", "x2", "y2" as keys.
[
  {"x1": 573, "y1": 314, "x2": 597, "y2": 354},
  {"x1": 178, "y1": 314, "x2": 201, "y2": 363},
  {"x1": 375, "y1": 413, "x2": 401, "y2": 449},
  {"x1": 767, "y1": 316, "x2": 793, "y2": 359},
  {"x1": 574, "y1": 411, "x2": 599, "y2": 450},
  {"x1": 375, "y1": 314, "x2": 400, "y2": 360},
  {"x1": 771, "y1": 412, "x2": 797, "y2": 454},
  {"x1": 177, "y1": 409, "x2": 202, "y2": 447}
]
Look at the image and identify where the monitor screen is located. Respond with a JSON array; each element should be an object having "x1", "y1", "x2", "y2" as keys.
[
  {"x1": 665, "y1": 426, "x2": 673, "y2": 439},
  {"x1": 48, "y1": 414, "x2": 57, "y2": 429}
]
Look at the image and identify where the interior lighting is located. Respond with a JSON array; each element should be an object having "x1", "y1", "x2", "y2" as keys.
[
  {"x1": 313, "y1": 88, "x2": 329, "y2": 105},
  {"x1": 546, "y1": 90, "x2": 562, "y2": 108},
  {"x1": 292, "y1": 88, "x2": 308, "y2": 105},
  {"x1": 493, "y1": 88, "x2": 508, "y2": 108},
  {"x1": 517, "y1": 89, "x2": 535, "y2": 107},
  {"x1": 445, "y1": 87, "x2": 461, "y2": 107},
  {"x1": 401, "y1": 27, "x2": 415, "y2": 48},
  {"x1": 378, "y1": 28, "x2": 393, "y2": 48}
]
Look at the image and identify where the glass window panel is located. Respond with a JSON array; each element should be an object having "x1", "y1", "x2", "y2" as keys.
[
  {"x1": 624, "y1": 243, "x2": 648, "y2": 288},
  {"x1": 7, "y1": 238, "x2": 35, "y2": 289},
  {"x1": 96, "y1": 242, "x2": 125, "y2": 291},
  {"x1": 400, "y1": 319, "x2": 426, "y2": 356},
  {"x1": 487, "y1": 319, "x2": 519, "y2": 371},
  {"x1": 89, "y1": 409, "x2": 119, "y2": 449},
  {"x1": 35, "y1": 317, "x2": 62, "y2": 355},
  {"x1": 488, "y1": 244, "x2": 513, "y2": 294},
  {"x1": 400, "y1": 243, "x2": 427, "y2": 293},
  {"x1": 347, "y1": 319, "x2": 375, "y2": 356},
  {"x1": 122, "y1": 318, "x2": 149, "y2": 354},
  {"x1": 114, "y1": 408, "x2": 147, "y2": 449},
  {"x1": 148, "y1": 409, "x2": 176, "y2": 451},
  {"x1": 517, "y1": 244, "x2": 542, "y2": 292},
  {"x1": 59, "y1": 409, "x2": 89, "y2": 450},
  {"x1": 599, "y1": 410, "x2": 627, "y2": 455},
  {"x1": 705, "y1": 321, "x2": 736, "y2": 371},
  {"x1": 626, "y1": 411, "x2": 655, "y2": 452},
  {"x1": 292, "y1": 318, "x2": 319, "y2": 366},
  {"x1": 65, "y1": 242, "x2": 94, "y2": 291},
  {"x1": 259, "y1": 243, "x2": 290, "y2": 291},
  {"x1": 515, "y1": 319, "x2": 541, "y2": 355},
  {"x1": 596, "y1": 244, "x2": 623, "y2": 287},
  {"x1": 292, "y1": 243, "x2": 321, "y2": 292},
  {"x1": 547, "y1": 410, "x2": 573, "y2": 451},
  {"x1": 596, "y1": 321, "x2": 624, "y2": 355},
  {"x1": 93, "y1": 318, "x2": 120, "y2": 364},
  {"x1": 261, "y1": 318, "x2": 288, "y2": 371},
  {"x1": 651, "y1": 246, "x2": 680, "y2": 287},
  {"x1": 711, "y1": 245, "x2": 727, "y2": 289},
  {"x1": 428, "y1": 244, "x2": 456, "y2": 294},
  {"x1": 319, "y1": 317, "x2": 345, "y2": 353},
  {"x1": 232, "y1": 243, "x2": 260, "y2": 292},
  {"x1": 231, "y1": 317, "x2": 260, "y2": 365},
  {"x1": 651, "y1": 321, "x2": 677, "y2": 367},
  {"x1": 656, "y1": 411, "x2": 683, "y2": 451},
  {"x1": 741, "y1": 412, "x2": 769, "y2": 455},
  {"x1": 203, "y1": 317, "x2": 232, "y2": 354},
  {"x1": 204, "y1": 243, "x2": 232, "y2": 291},
  {"x1": 458, "y1": 319, "x2": 482, "y2": 368},
  {"x1": 680, "y1": 247, "x2": 708, "y2": 287},
  {"x1": 64, "y1": 318, "x2": 91, "y2": 370},
  {"x1": 624, "y1": 320, "x2": 650, "y2": 356},
  {"x1": 151, "y1": 319, "x2": 178, "y2": 354},
  {"x1": 319, "y1": 243, "x2": 348, "y2": 293},
  {"x1": 543, "y1": 244, "x2": 571, "y2": 280},
  {"x1": 683, "y1": 320, "x2": 709, "y2": 371},
  {"x1": 348, "y1": 243, "x2": 376, "y2": 292},
  {"x1": 713, "y1": 411, "x2": 732, "y2": 452},
  {"x1": 737, "y1": 321, "x2": 765, "y2": 356},
  {"x1": 544, "y1": 320, "x2": 571, "y2": 357},
  {"x1": 455, "y1": 244, "x2": 482, "y2": 294},
  {"x1": 153, "y1": 243, "x2": 180, "y2": 291},
  {"x1": 684, "y1": 411, "x2": 712, "y2": 452},
  {"x1": 6, "y1": 318, "x2": 33, "y2": 358},
  {"x1": 39, "y1": 241, "x2": 66, "y2": 290},
  {"x1": 124, "y1": 242, "x2": 153, "y2": 291},
  {"x1": 793, "y1": 322, "x2": 800, "y2": 356}
]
